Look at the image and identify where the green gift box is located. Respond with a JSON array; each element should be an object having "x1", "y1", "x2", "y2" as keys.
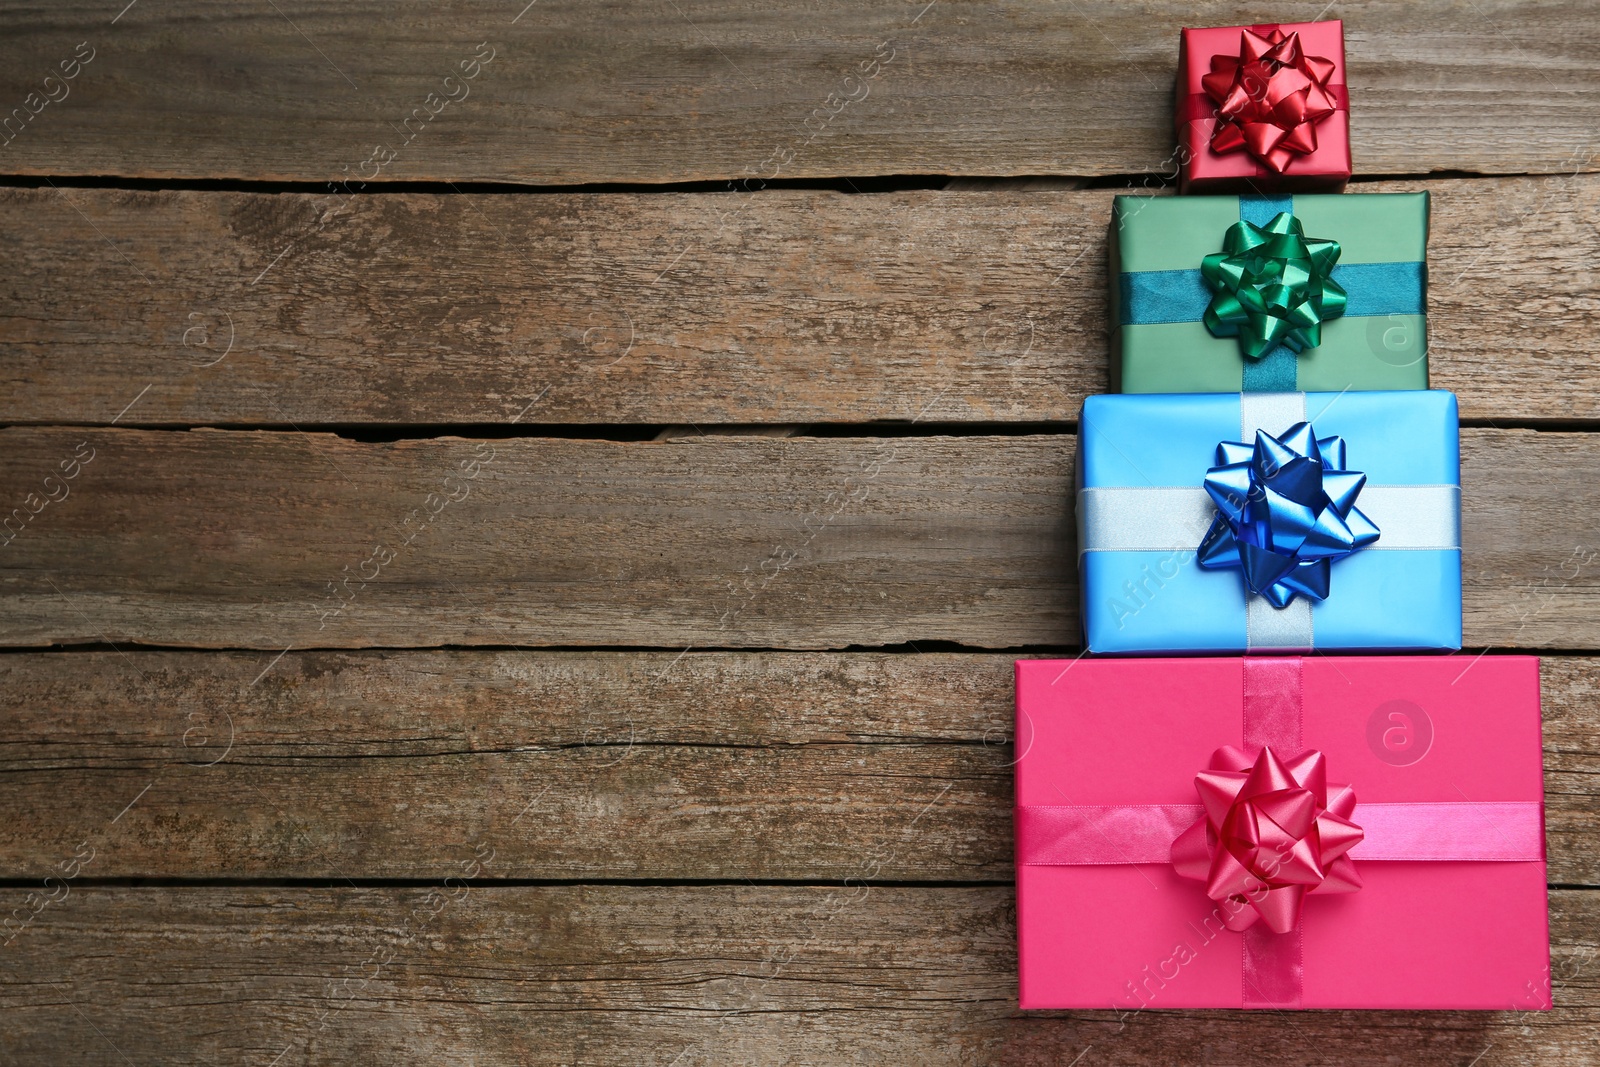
[{"x1": 1109, "y1": 193, "x2": 1429, "y2": 393}]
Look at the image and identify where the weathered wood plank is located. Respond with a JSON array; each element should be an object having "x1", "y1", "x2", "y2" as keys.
[
  {"x1": 2, "y1": 175, "x2": 1596, "y2": 427},
  {"x1": 1, "y1": 428, "x2": 1596, "y2": 649},
  {"x1": 1, "y1": 2, "x2": 1597, "y2": 185},
  {"x1": 0, "y1": 886, "x2": 1592, "y2": 1064},
  {"x1": 0, "y1": 651, "x2": 1593, "y2": 886}
]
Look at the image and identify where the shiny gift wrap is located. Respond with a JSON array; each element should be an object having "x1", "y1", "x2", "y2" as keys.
[
  {"x1": 1169, "y1": 745, "x2": 1365, "y2": 935},
  {"x1": 1200, "y1": 213, "x2": 1346, "y2": 359},
  {"x1": 1196, "y1": 422, "x2": 1380, "y2": 607},
  {"x1": 1200, "y1": 27, "x2": 1342, "y2": 175},
  {"x1": 1177, "y1": 21, "x2": 1351, "y2": 194},
  {"x1": 1014, "y1": 656, "x2": 1550, "y2": 1010},
  {"x1": 1076, "y1": 391, "x2": 1460, "y2": 654},
  {"x1": 1110, "y1": 193, "x2": 1429, "y2": 395}
]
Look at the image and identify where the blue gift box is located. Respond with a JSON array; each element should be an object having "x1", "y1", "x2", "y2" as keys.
[{"x1": 1077, "y1": 391, "x2": 1461, "y2": 653}]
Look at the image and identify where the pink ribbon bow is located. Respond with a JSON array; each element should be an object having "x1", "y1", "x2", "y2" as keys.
[{"x1": 1171, "y1": 745, "x2": 1363, "y2": 934}]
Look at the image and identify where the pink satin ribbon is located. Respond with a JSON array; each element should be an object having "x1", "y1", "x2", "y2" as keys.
[
  {"x1": 1014, "y1": 802, "x2": 1544, "y2": 865},
  {"x1": 1239, "y1": 657, "x2": 1308, "y2": 1003},
  {"x1": 1015, "y1": 658, "x2": 1544, "y2": 1009}
]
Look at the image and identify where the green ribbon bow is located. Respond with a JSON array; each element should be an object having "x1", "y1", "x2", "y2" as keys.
[{"x1": 1201, "y1": 212, "x2": 1347, "y2": 359}]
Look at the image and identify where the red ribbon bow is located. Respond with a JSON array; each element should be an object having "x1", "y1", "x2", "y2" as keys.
[
  {"x1": 1171, "y1": 745, "x2": 1364, "y2": 934},
  {"x1": 1201, "y1": 27, "x2": 1342, "y2": 173}
]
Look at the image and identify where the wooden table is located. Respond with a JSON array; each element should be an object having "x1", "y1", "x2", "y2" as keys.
[{"x1": 2, "y1": 2, "x2": 1597, "y2": 1062}]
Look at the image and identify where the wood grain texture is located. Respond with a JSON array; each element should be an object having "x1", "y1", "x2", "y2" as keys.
[
  {"x1": 2, "y1": 2, "x2": 1595, "y2": 1058},
  {"x1": 0, "y1": 885, "x2": 1593, "y2": 1065},
  {"x1": 0, "y1": 650, "x2": 1593, "y2": 885},
  {"x1": 1, "y1": 2, "x2": 1598, "y2": 185},
  {"x1": 1, "y1": 427, "x2": 1597, "y2": 649},
  {"x1": 2, "y1": 175, "x2": 1597, "y2": 427}
]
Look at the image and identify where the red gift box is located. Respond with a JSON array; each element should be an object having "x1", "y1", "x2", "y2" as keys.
[{"x1": 1177, "y1": 21, "x2": 1352, "y2": 194}]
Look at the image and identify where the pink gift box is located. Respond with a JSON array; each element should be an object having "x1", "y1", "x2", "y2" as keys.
[
  {"x1": 1177, "y1": 21, "x2": 1352, "y2": 194},
  {"x1": 1015, "y1": 656, "x2": 1550, "y2": 1010}
]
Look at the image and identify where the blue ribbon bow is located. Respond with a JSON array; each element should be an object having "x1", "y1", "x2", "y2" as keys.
[{"x1": 1197, "y1": 422, "x2": 1380, "y2": 608}]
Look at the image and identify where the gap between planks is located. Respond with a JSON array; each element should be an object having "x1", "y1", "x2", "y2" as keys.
[
  {"x1": 3, "y1": 174, "x2": 1597, "y2": 426},
  {"x1": 1, "y1": 427, "x2": 1597, "y2": 650},
  {"x1": 1, "y1": 651, "x2": 1593, "y2": 885}
]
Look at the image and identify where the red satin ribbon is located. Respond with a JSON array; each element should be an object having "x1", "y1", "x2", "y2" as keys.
[
  {"x1": 1014, "y1": 658, "x2": 1544, "y2": 1009},
  {"x1": 1180, "y1": 84, "x2": 1348, "y2": 124}
]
